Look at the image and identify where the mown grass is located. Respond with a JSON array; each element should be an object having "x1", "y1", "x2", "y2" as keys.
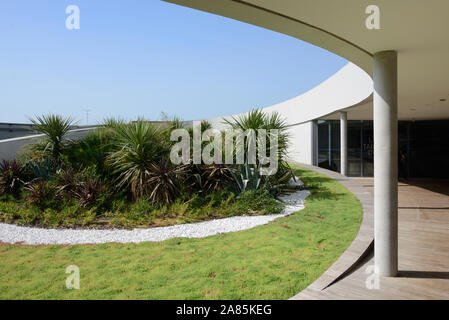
[{"x1": 0, "y1": 166, "x2": 362, "y2": 299}]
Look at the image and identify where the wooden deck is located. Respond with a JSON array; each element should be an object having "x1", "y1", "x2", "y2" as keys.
[{"x1": 291, "y1": 165, "x2": 449, "y2": 300}]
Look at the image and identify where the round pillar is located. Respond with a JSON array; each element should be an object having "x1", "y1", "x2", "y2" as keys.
[
  {"x1": 340, "y1": 112, "x2": 348, "y2": 176},
  {"x1": 373, "y1": 50, "x2": 398, "y2": 277}
]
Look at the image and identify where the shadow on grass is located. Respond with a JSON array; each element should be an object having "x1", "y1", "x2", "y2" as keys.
[{"x1": 292, "y1": 168, "x2": 345, "y2": 201}]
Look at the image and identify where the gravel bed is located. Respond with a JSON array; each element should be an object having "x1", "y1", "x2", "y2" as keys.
[{"x1": 0, "y1": 188, "x2": 310, "y2": 245}]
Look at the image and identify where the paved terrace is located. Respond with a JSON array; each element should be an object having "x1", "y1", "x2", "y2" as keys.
[{"x1": 291, "y1": 164, "x2": 449, "y2": 300}]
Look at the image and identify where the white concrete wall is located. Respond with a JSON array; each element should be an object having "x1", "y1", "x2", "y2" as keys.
[
  {"x1": 285, "y1": 121, "x2": 316, "y2": 165},
  {"x1": 0, "y1": 128, "x2": 95, "y2": 161}
]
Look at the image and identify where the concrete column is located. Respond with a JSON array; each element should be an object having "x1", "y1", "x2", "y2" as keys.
[
  {"x1": 312, "y1": 120, "x2": 318, "y2": 166},
  {"x1": 340, "y1": 112, "x2": 348, "y2": 176},
  {"x1": 373, "y1": 51, "x2": 398, "y2": 277}
]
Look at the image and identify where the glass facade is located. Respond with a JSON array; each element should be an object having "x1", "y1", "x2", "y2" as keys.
[{"x1": 318, "y1": 120, "x2": 449, "y2": 178}]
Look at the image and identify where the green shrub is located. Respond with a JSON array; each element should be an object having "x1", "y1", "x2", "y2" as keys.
[
  {"x1": 65, "y1": 127, "x2": 116, "y2": 177},
  {"x1": 235, "y1": 189, "x2": 284, "y2": 214},
  {"x1": 127, "y1": 198, "x2": 153, "y2": 220}
]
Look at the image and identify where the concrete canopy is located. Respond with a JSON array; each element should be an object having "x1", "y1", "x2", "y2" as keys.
[{"x1": 164, "y1": 0, "x2": 449, "y2": 121}]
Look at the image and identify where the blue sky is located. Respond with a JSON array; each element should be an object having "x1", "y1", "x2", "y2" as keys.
[{"x1": 0, "y1": 0, "x2": 347, "y2": 124}]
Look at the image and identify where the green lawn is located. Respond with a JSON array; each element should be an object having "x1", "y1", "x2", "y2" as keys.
[{"x1": 0, "y1": 166, "x2": 362, "y2": 299}]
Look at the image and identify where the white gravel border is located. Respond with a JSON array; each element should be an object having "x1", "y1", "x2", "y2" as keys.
[{"x1": 0, "y1": 187, "x2": 310, "y2": 245}]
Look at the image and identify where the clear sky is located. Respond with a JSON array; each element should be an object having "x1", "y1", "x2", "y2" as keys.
[{"x1": 0, "y1": 0, "x2": 347, "y2": 125}]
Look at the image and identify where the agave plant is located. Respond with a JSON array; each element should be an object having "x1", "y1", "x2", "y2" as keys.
[
  {"x1": 107, "y1": 119, "x2": 171, "y2": 199},
  {"x1": 27, "y1": 156, "x2": 59, "y2": 181},
  {"x1": 0, "y1": 159, "x2": 26, "y2": 196},
  {"x1": 229, "y1": 163, "x2": 265, "y2": 193},
  {"x1": 29, "y1": 114, "x2": 76, "y2": 162}
]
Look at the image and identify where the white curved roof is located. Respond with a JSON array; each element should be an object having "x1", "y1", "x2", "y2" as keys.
[
  {"x1": 206, "y1": 62, "x2": 372, "y2": 128},
  {"x1": 166, "y1": 0, "x2": 449, "y2": 121}
]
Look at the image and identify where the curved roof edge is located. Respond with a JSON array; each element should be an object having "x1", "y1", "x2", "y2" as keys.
[
  {"x1": 163, "y1": 0, "x2": 374, "y2": 126},
  {"x1": 205, "y1": 63, "x2": 373, "y2": 128},
  {"x1": 164, "y1": 0, "x2": 373, "y2": 75}
]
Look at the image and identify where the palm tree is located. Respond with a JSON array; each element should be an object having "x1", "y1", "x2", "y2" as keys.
[{"x1": 29, "y1": 114, "x2": 76, "y2": 162}]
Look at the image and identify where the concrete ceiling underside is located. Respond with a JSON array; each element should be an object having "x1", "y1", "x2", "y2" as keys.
[{"x1": 164, "y1": 0, "x2": 449, "y2": 121}]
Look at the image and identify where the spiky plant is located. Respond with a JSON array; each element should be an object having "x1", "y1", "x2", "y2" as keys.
[
  {"x1": 223, "y1": 109, "x2": 290, "y2": 161},
  {"x1": 0, "y1": 159, "x2": 26, "y2": 196},
  {"x1": 201, "y1": 164, "x2": 233, "y2": 192},
  {"x1": 186, "y1": 120, "x2": 212, "y2": 138},
  {"x1": 27, "y1": 157, "x2": 59, "y2": 181},
  {"x1": 29, "y1": 114, "x2": 76, "y2": 162},
  {"x1": 229, "y1": 163, "x2": 264, "y2": 193},
  {"x1": 65, "y1": 128, "x2": 115, "y2": 176},
  {"x1": 55, "y1": 168, "x2": 78, "y2": 197},
  {"x1": 166, "y1": 116, "x2": 185, "y2": 134},
  {"x1": 102, "y1": 117, "x2": 126, "y2": 129},
  {"x1": 107, "y1": 119, "x2": 171, "y2": 199},
  {"x1": 73, "y1": 178, "x2": 104, "y2": 208},
  {"x1": 146, "y1": 160, "x2": 185, "y2": 204},
  {"x1": 25, "y1": 180, "x2": 58, "y2": 209}
]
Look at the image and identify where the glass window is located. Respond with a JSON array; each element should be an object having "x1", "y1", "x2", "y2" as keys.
[
  {"x1": 362, "y1": 121, "x2": 374, "y2": 177},
  {"x1": 318, "y1": 120, "x2": 340, "y2": 172},
  {"x1": 348, "y1": 121, "x2": 362, "y2": 176}
]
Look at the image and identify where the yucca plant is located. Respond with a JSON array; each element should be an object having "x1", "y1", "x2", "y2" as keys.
[
  {"x1": 186, "y1": 120, "x2": 212, "y2": 139},
  {"x1": 0, "y1": 159, "x2": 26, "y2": 196},
  {"x1": 29, "y1": 114, "x2": 76, "y2": 162},
  {"x1": 102, "y1": 116, "x2": 126, "y2": 129},
  {"x1": 166, "y1": 116, "x2": 185, "y2": 132},
  {"x1": 223, "y1": 109, "x2": 290, "y2": 162},
  {"x1": 107, "y1": 119, "x2": 171, "y2": 199}
]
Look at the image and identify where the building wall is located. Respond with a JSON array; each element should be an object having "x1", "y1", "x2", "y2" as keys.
[
  {"x1": 0, "y1": 128, "x2": 95, "y2": 161},
  {"x1": 285, "y1": 121, "x2": 316, "y2": 165},
  {"x1": 0, "y1": 123, "x2": 34, "y2": 140}
]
